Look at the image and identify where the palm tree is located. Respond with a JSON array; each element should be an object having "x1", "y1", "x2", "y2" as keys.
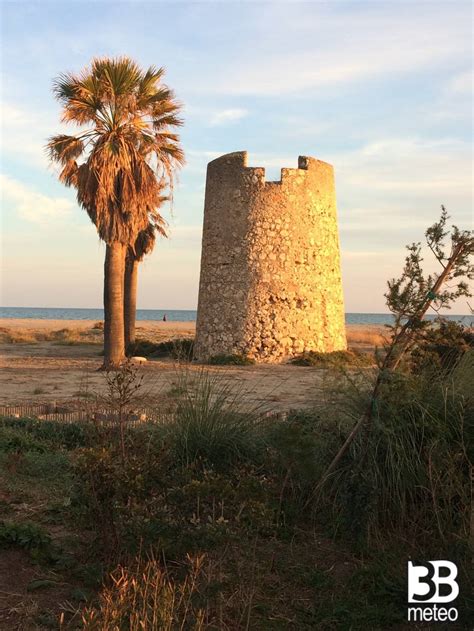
[
  {"x1": 124, "y1": 208, "x2": 168, "y2": 351},
  {"x1": 47, "y1": 57, "x2": 184, "y2": 368}
]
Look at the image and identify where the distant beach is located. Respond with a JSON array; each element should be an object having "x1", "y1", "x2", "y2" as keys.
[{"x1": 0, "y1": 307, "x2": 472, "y2": 326}]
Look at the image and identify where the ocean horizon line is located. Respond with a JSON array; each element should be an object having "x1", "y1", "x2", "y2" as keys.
[{"x1": 1, "y1": 306, "x2": 472, "y2": 326}]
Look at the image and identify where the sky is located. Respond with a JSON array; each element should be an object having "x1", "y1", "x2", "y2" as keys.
[{"x1": 0, "y1": 0, "x2": 472, "y2": 313}]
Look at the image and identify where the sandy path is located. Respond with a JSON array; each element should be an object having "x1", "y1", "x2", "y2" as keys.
[
  {"x1": 0, "y1": 345, "x2": 332, "y2": 410},
  {"x1": 0, "y1": 319, "x2": 382, "y2": 409}
]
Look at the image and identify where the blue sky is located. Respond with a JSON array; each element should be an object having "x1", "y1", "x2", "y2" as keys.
[{"x1": 1, "y1": 0, "x2": 472, "y2": 312}]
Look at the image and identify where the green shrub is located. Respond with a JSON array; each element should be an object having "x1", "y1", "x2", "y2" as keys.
[
  {"x1": 128, "y1": 337, "x2": 194, "y2": 360},
  {"x1": 151, "y1": 338, "x2": 194, "y2": 360},
  {"x1": 19, "y1": 450, "x2": 71, "y2": 478},
  {"x1": 168, "y1": 371, "x2": 265, "y2": 469},
  {"x1": 265, "y1": 410, "x2": 347, "y2": 510},
  {"x1": 0, "y1": 417, "x2": 98, "y2": 450},
  {"x1": 0, "y1": 425, "x2": 49, "y2": 453},
  {"x1": 0, "y1": 520, "x2": 51, "y2": 552},
  {"x1": 410, "y1": 319, "x2": 473, "y2": 373},
  {"x1": 208, "y1": 353, "x2": 255, "y2": 365},
  {"x1": 291, "y1": 349, "x2": 373, "y2": 367},
  {"x1": 309, "y1": 556, "x2": 405, "y2": 628},
  {"x1": 73, "y1": 443, "x2": 276, "y2": 560},
  {"x1": 324, "y1": 352, "x2": 473, "y2": 548}
]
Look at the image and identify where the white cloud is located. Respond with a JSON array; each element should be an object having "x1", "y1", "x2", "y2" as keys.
[
  {"x1": 211, "y1": 8, "x2": 470, "y2": 96},
  {"x1": 209, "y1": 108, "x2": 248, "y2": 126},
  {"x1": 0, "y1": 174, "x2": 74, "y2": 224},
  {"x1": 338, "y1": 137, "x2": 470, "y2": 193},
  {"x1": 446, "y1": 70, "x2": 472, "y2": 95},
  {"x1": 334, "y1": 138, "x2": 472, "y2": 199},
  {"x1": 0, "y1": 100, "x2": 66, "y2": 168}
]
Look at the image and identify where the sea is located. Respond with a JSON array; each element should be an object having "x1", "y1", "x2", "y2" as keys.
[{"x1": 0, "y1": 307, "x2": 472, "y2": 326}]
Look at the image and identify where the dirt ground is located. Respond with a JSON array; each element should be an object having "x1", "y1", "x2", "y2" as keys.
[{"x1": 0, "y1": 320, "x2": 385, "y2": 410}]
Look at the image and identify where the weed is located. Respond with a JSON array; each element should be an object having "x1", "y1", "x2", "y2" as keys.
[
  {"x1": 0, "y1": 425, "x2": 49, "y2": 453},
  {"x1": 322, "y1": 352, "x2": 473, "y2": 551},
  {"x1": 265, "y1": 410, "x2": 347, "y2": 514},
  {"x1": 82, "y1": 555, "x2": 205, "y2": 630},
  {"x1": 101, "y1": 360, "x2": 145, "y2": 460},
  {"x1": 346, "y1": 325, "x2": 387, "y2": 347},
  {"x1": 0, "y1": 521, "x2": 52, "y2": 552},
  {"x1": 410, "y1": 318, "x2": 473, "y2": 373},
  {"x1": 0, "y1": 417, "x2": 98, "y2": 450},
  {"x1": 290, "y1": 349, "x2": 373, "y2": 367},
  {"x1": 309, "y1": 557, "x2": 406, "y2": 628},
  {"x1": 208, "y1": 353, "x2": 255, "y2": 365},
  {"x1": 168, "y1": 370, "x2": 265, "y2": 469},
  {"x1": 128, "y1": 337, "x2": 194, "y2": 360},
  {"x1": 0, "y1": 326, "x2": 103, "y2": 345}
]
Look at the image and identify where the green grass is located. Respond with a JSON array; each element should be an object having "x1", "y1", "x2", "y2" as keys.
[
  {"x1": 322, "y1": 351, "x2": 473, "y2": 549},
  {"x1": 167, "y1": 370, "x2": 266, "y2": 469}
]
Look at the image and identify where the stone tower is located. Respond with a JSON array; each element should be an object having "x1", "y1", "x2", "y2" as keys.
[{"x1": 194, "y1": 151, "x2": 346, "y2": 362}]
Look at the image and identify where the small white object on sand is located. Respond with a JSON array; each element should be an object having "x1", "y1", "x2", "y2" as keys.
[{"x1": 130, "y1": 356, "x2": 147, "y2": 364}]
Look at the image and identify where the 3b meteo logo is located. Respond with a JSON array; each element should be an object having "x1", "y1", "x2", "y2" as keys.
[{"x1": 407, "y1": 561, "x2": 459, "y2": 623}]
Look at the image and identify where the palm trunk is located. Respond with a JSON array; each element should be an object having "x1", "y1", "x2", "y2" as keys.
[
  {"x1": 124, "y1": 252, "x2": 138, "y2": 353},
  {"x1": 103, "y1": 242, "x2": 126, "y2": 369}
]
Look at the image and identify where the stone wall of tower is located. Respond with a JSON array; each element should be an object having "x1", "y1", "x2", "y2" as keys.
[{"x1": 194, "y1": 151, "x2": 346, "y2": 362}]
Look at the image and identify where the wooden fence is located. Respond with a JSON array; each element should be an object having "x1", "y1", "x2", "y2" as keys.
[
  {"x1": 0, "y1": 403, "x2": 287, "y2": 425},
  {"x1": 0, "y1": 403, "x2": 164, "y2": 425},
  {"x1": 0, "y1": 403, "x2": 53, "y2": 417}
]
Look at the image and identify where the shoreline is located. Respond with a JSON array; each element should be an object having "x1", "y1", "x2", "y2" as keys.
[
  {"x1": 0, "y1": 318, "x2": 196, "y2": 331},
  {"x1": 0, "y1": 317, "x2": 386, "y2": 333},
  {"x1": 0, "y1": 318, "x2": 387, "y2": 352}
]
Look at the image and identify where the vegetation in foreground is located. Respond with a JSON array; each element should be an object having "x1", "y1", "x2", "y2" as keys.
[{"x1": 0, "y1": 338, "x2": 472, "y2": 629}]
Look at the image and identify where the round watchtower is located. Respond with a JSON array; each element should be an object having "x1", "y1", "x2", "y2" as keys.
[{"x1": 194, "y1": 151, "x2": 346, "y2": 362}]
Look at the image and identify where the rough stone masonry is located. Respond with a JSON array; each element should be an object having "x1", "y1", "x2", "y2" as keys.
[{"x1": 194, "y1": 151, "x2": 346, "y2": 362}]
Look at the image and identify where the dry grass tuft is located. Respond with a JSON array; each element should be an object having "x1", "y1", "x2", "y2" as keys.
[
  {"x1": 346, "y1": 325, "x2": 387, "y2": 348},
  {"x1": 82, "y1": 555, "x2": 205, "y2": 631},
  {"x1": 0, "y1": 326, "x2": 103, "y2": 345}
]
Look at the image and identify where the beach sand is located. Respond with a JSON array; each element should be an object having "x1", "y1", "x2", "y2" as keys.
[
  {"x1": 0, "y1": 318, "x2": 195, "y2": 334},
  {"x1": 0, "y1": 319, "x2": 386, "y2": 409}
]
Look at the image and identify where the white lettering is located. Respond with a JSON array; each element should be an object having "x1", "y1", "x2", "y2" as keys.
[
  {"x1": 448, "y1": 608, "x2": 458, "y2": 622},
  {"x1": 408, "y1": 607, "x2": 423, "y2": 622},
  {"x1": 431, "y1": 561, "x2": 459, "y2": 603},
  {"x1": 437, "y1": 607, "x2": 447, "y2": 622},
  {"x1": 407, "y1": 606, "x2": 458, "y2": 622},
  {"x1": 423, "y1": 608, "x2": 433, "y2": 621}
]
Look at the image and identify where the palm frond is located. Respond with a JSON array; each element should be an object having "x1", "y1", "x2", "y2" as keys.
[
  {"x1": 47, "y1": 56, "x2": 184, "y2": 246},
  {"x1": 46, "y1": 134, "x2": 85, "y2": 164}
]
